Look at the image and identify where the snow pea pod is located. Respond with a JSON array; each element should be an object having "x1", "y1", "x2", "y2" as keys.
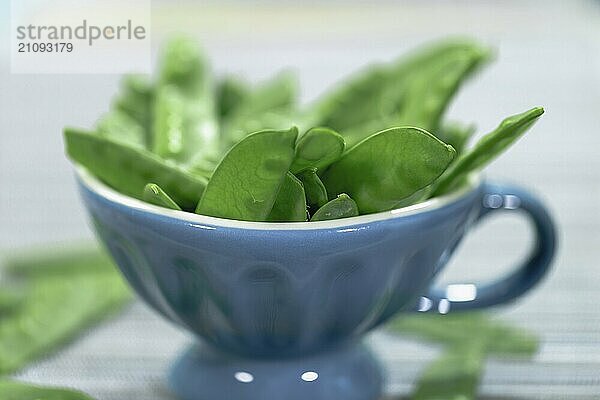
[
  {"x1": 143, "y1": 183, "x2": 182, "y2": 211},
  {"x1": 296, "y1": 168, "x2": 328, "y2": 210},
  {"x1": 96, "y1": 110, "x2": 146, "y2": 149},
  {"x1": 196, "y1": 128, "x2": 298, "y2": 221},
  {"x1": 393, "y1": 44, "x2": 489, "y2": 133},
  {"x1": 0, "y1": 380, "x2": 96, "y2": 400},
  {"x1": 431, "y1": 106, "x2": 544, "y2": 196},
  {"x1": 412, "y1": 342, "x2": 486, "y2": 400},
  {"x1": 152, "y1": 85, "x2": 186, "y2": 159},
  {"x1": 64, "y1": 128, "x2": 207, "y2": 211},
  {"x1": 322, "y1": 127, "x2": 455, "y2": 214},
  {"x1": 310, "y1": 194, "x2": 358, "y2": 221},
  {"x1": 290, "y1": 127, "x2": 345, "y2": 174},
  {"x1": 155, "y1": 37, "x2": 219, "y2": 166},
  {"x1": 310, "y1": 40, "x2": 489, "y2": 140},
  {"x1": 0, "y1": 273, "x2": 130, "y2": 374},
  {"x1": 267, "y1": 172, "x2": 307, "y2": 222},
  {"x1": 388, "y1": 313, "x2": 538, "y2": 356},
  {"x1": 113, "y1": 74, "x2": 154, "y2": 144}
]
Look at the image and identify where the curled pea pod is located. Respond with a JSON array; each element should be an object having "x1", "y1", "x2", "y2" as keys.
[
  {"x1": 290, "y1": 127, "x2": 345, "y2": 174},
  {"x1": 322, "y1": 127, "x2": 456, "y2": 214},
  {"x1": 143, "y1": 183, "x2": 182, "y2": 211},
  {"x1": 267, "y1": 172, "x2": 307, "y2": 222},
  {"x1": 64, "y1": 128, "x2": 207, "y2": 211},
  {"x1": 296, "y1": 168, "x2": 328, "y2": 210},
  {"x1": 96, "y1": 110, "x2": 146, "y2": 149},
  {"x1": 196, "y1": 128, "x2": 299, "y2": 221},
  {"x1": 310, "y1": 194, "x2": 359, "y2": 221},
  {"x1": 0, "y1": 380, "x2": 96, "y2": 400},
  {"x1": 431, "y1": 106, "x2": 544, "y2": 196}
]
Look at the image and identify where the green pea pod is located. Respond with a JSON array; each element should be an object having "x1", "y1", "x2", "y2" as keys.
[
  {"x1": 0, "y1": 288, "x2": 25, "y2": 315},
  {"x1": 310, "y1": 194, "x2": 358, "y2": 221},
  {"x1": 113, "y1": 74, "x2": 154, "y2": 144},
  {"x1": 387, "y1": 313, "x2": 538, "y2": 356},
  {"x1": 0, "y1": 273, "x2": 130, "y2": 374},
  {"x1": 3, "y1": 244, "x2": 114, "y2": 278},
  {"x1": 267, "y1": 172, "x2": 307, "y2": 222},
  {"x1": 436, "y1": 121, "x2": 476, "y2": 155},
  {"x1": 196, "y1": 128, "x2": 298, "y2": 221},
  {"x1": 0, "y1": 380, "x2": 96, "y2": 400},
  {"x1": 431, "y1": 107, "x2": 544, "y2": 196},
  {"x1": 393, "y1": 44, "x2": 489, "y2": 133},
  {"x1": 143, "y1": 183, "x2": 182, "y2": 211},
  {"x1": 152, "y1": 85, "x2": 186, "y2": 159},
  {"x1": 216, "y1": 76, "x2": 251, "y2": 119},
  {"x1": 96, "y1": 110, "x2": 146, "y2": 149},
  {"x1": 290, "y1": 127, "x2": 345, "y2": 174},
  {"x1": 322, "y1": 127, "x2": 455, "y2": 214},
  {"x1": 411, "y1": 342, "x2": 487, "y2": 400},
  {"x1": 309, "y1": 40, "x2": 489, "y2": 139},
  {"x1": 296, "y1": 168, "x2": 328, "y2": 210},
  {"x1": 64, "y1": 128, "x2": 207, "y2": 211},
  {"x1": 155, "y1": 37, "x2": 219, "y2": 166}
]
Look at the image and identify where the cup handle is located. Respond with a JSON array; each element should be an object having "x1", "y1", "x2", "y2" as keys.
[{"x1": 415, "y1": 182, "x2": 557, "y2": 314}]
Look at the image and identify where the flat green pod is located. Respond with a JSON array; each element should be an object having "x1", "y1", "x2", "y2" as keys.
[
  {"x1": 310, "y1": 194, "x2": 359, "y2": 221},
  {"x1": 321, "y1": 127, "x2": 455, "y2": 214},
  {"x1": 431, "y1": 107, "x2": 544, "y2": 196},
  {"x1": 309, "y1": 39, "x2": 490, "y2": 139},
  {"x1": 296, "y1": 168, "x2": 328, "y2": 210},
  {"x1": 290, "y1": 127, "x2": 345, "y2": 174},
  {"x1": 267, "y1": 172, "x2": 307, "y2": 222},
  {"x1": 143, "y1": 183, "x2": 182, "y2": 211},
  {"x1": 152, "y1": 85, "x2": 186, "y2": 159},
  {"x1": 387, "y1": 313, "x2": 538, "y2": 356},
  {"x1": 412, "y1": 343, "x2": 487, "y2": 400},
  {"x1": 196, "y1": 128, "x2": 298, "y2": 221},
  {"x1": 0, "y1": 380, "x2": 96, "y2": 400},
  {"x1": 0, "y1": 273, "x2": 130, "y2": 374},
  {"x1": 64, "y1": 128, "x2": 207, "y2": 211}
]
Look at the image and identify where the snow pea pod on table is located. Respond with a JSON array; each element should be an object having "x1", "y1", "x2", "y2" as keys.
[{"x1": 0, "y1": 380, "x2": 96, "y2": 400}]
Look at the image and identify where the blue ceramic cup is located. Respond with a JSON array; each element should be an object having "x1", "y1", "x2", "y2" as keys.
[{"x1": 76, "y1": 169, "x2": 556, "y2": 400}]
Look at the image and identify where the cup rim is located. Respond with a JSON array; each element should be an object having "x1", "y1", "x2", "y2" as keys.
[{"x1": 76, "y1": 166, "x2": 481, "y2": 231}]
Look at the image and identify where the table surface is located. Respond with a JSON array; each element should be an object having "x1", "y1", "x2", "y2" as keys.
[{"x1": 2, "y1": 1, "x2": 600, "y2": 399}]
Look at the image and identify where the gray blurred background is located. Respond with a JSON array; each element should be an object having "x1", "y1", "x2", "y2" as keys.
[{"x1": 1, "y1": 1, "x2": 600, "y2": 399}]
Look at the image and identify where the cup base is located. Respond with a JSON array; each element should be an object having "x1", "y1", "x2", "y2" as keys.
[{"x1": 168, "y1": 341, "x2": 384, "y2": 400}]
